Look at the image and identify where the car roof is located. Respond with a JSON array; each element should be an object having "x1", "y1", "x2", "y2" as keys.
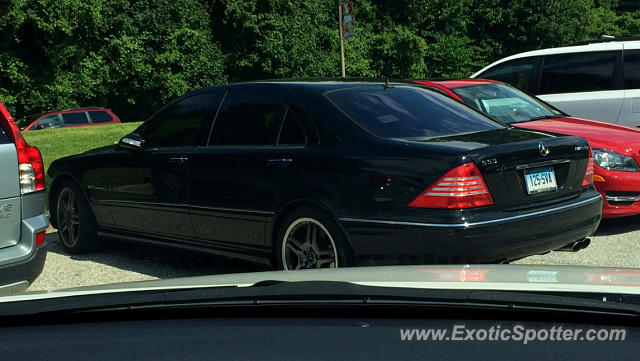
[
  {"x1": 414, "y1": 79, "x2": 507, "y2": 102},
  {"x1": 28, "y1": 108, "x2": 111, "y2": 118},
  {"x1": 417, "y1": 79, "x2": 503, "y2": 88},
  {"x1": 54, "y1": 107, "x2": 110, "y2": 113},
  {"x1": 184, "y1": 79, "x2": 422, "y2": 97},
  {"x1": 514, "y1": 40, "x2": 635, "y2": 57}
]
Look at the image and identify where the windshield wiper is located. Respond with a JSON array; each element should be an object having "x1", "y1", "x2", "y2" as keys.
[{"x1": 527, "y1": 115, "x2": 557, "y2": 121}]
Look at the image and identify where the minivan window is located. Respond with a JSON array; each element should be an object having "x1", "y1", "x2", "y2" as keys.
[
  {"x1": 327, "y1": 86, "x2": 504, "y2": 139},
  {"x1": 61, "y1": 112, "x2": 89, "y2": 125},
  {"x1": 143, "y1": 93, "x2": 218, "y2": 147},
  {"x1": 210, "y1": 92, "x2": 287, "y2": 146},
  {"x1": 89, "y1": 111, "x2": 113, "y2": 123},
  {"x1": 540, "y1": 51, "x2": 617, "y2": 94},
  {"x1": 476, "y1": 57, "x2": 537, "y2": 93},
  {"x1": 624, "y1": 50, "x2": 640, "y2": 89}
]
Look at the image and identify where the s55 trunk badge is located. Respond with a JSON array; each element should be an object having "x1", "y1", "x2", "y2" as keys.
[
  {"x1": 481, "y1": 158, "x2": 498, "y2": 167},
  {"x1": 539, "y1": 142, "x2": 550, "y2": 157}
]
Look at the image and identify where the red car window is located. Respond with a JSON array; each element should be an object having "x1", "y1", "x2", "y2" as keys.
[
  {"x1": 35, "y1": 114, "x2": 62, "y2": 129},
  {"x1": 88, "y1": 111, "x2": 113, "y2": 123},
  {"x1": 61, "y1": 112, "x2": 89, "y2": 125}
]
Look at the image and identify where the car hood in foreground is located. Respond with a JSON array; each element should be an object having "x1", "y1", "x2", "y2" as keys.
[
  {"x1": 515, "y1": 116, "x2": 640, "y2": 153},
  {"x1": 6, "y1": 264, "x2": 640, "y2": 302}
]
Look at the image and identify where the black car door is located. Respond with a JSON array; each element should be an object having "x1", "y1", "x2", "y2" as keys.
[
  {"x1": 189, "y1": 84, "x2": 309, "y2": 255},
  {"x1": 106, "y1": 92, "x2": 220, "y2": 240}
]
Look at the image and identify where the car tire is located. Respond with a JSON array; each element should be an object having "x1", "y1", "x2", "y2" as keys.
[
  {"x1": 276, "y1": 207, "x2": 353, "y2": 270},
  {"x1": 55, "y1": 181, "x2": 101, "y2": 254}
]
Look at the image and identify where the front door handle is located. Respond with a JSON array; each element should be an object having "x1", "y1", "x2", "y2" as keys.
[
  {"x1": 169, "y1": 157, "x2": 189, "y2": 164},
  {"x1": 267, "y1": 158, "x2": 293, "y2": 167}
]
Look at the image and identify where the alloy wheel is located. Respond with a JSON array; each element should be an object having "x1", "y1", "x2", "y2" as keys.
[
  {"x1": 57, "y1": 188, "x2": 81, "y2": 248},
  {"x1": 281, "y1": 218, "x2": 338, "y2": 270}
]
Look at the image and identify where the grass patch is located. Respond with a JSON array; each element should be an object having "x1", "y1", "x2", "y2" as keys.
[{"x1": 23, "y1": 122, "x2": 142, "y2": 189}]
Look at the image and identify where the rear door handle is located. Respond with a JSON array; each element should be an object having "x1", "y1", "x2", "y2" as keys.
[
  {"x1": 169, "y1": 157, "x2": 189, "y2": 164},
  {"x1": 267, "y1": 158, "x2": 293, "y2": 167}
]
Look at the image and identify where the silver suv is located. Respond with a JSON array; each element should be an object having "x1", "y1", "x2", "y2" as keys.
[{"x1": 0, "y1": 103, "x2": 48, "y2": 294}]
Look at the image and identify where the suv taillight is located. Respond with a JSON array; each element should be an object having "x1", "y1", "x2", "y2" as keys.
[
  {"x1": 582, "y1": 147, "x2": 594, "y2": 187},
  {"x1": 17, "y1": 144, "x2": 44, "y2": 194},
  {"x1": 408, "y1": 162, "x2": 494, "y2": 209},
  {"x1": 0, "y1": 101, "x2": 45, "y2": 194}
]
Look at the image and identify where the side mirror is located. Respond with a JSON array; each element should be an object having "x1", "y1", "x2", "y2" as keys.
[
  {"x1": 35, "y1": 124, "x2": 45, "y2": 130},
  {"x1": 119, "y1": 133, "x2": 145, "y2": 150}
]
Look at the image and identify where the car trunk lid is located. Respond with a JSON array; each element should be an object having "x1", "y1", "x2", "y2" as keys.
[{"x1": 416, "y1": 128, "x2": 590, "y2": 210}]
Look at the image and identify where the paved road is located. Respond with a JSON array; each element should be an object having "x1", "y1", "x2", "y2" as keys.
[
  {"x1": 513, "y1": 214, "x2": 640, "y2": 268},
  {"x1": 27, "y1": 215, "x2": 640, "y2": 292},
  {"x1": 28, "y1": 233, "x2": 267, "y2": 291}
]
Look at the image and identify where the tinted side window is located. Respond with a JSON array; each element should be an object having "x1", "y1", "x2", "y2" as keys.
[
  {"x1": 143, "y1": 93, "x2": 218, "y2": 148},
  {"x1": 277, "y1": 109, "x2": 306, "y2": 146},
  {"x1": 624, "y1": 50, "x2": 640, "y2": 89},
  {"x1": 210, "y1": 92, "x2": 287, "y2": 146},
  {"x1": 61, "y1": 112, "x2": 89, "y2": 125},
  {"x1": 540, "y1": 51, "x2": 617, "y2": 94},
  {"x1": 477, "y1": 57, "x2": 537, "y2": 92},
  {"x1": 89, "y1": 111, "x2": 113, "y2": 123},
  {"x1": 35, "y1": 115, "x2": 62, "y2": 129}
]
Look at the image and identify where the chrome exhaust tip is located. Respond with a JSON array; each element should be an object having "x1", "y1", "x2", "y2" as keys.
[{"x1": 556, "y1": 238, "x2": 591, "y2": 252}]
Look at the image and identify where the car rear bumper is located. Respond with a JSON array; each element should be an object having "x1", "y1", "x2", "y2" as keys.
[
  {"x1": 337, "y1": 190, "x2": 602, "y2": 266},
  {"x1": 0, "y1": 190, "x2": 48, "y2": 293},
  {"x1": 0, "y1": 244, "x2": 47, "y2": 294},
  {"x1": 595, "y1": 169, "x2": 640, "y2": 218}
]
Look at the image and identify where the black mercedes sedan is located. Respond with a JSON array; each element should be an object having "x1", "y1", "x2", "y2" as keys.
[{"x1": 47, "y1": 80, "x2": 602, "y2": 269}]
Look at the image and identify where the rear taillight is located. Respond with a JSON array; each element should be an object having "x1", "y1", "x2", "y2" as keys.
[
  {"x1": 408, "y1": 162, "x2": 494, "y2": 209},
  {"x1": 0, "y1": 101, "x2": 45, "y2": 194},
  {"x1": 17, "y1": 145, "x2": 45, "y2": 194},
  {"x1": 582, "y1": 148, "x2": 594, "y2": 187}
]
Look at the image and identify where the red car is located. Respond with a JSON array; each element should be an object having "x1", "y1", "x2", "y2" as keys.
[
  {"x1": 17, "y1": 108, "x2": 121, "y2": 131},
  {"x1": 416, "y1": 79, "x2": 640, "y2": 219}
]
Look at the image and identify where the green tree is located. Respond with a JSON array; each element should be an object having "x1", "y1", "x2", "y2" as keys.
[
  {"x1": 0, "y1": 0, "x2": 225, "y2": 121},
  {"x1": 2, "y1": 0, "x2": 639, "y2": 121}
]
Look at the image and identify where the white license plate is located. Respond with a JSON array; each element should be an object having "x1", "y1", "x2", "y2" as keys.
[{"x1": 524, "y1": 167, "x2": 557, "y2": 194}]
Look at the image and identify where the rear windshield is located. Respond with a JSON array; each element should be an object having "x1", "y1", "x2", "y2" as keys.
[{"x1": 327, "y1": 85, "x2": 504, "y2": 139}]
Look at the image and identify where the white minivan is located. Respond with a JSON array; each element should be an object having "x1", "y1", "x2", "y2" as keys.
[{"x1": 472, "y1": 38, "x2": 640, "y2": 126}]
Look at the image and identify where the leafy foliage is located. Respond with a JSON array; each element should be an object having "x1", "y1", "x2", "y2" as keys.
[
  {"x1": 0, "y1": 0, "x2": 225, "y2": 121},
  {"x1": 1, "y1": 0, "x2": 639, "y2": 120}
]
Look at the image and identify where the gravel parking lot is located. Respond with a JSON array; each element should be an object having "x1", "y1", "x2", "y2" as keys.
[{"x1": 28, "y1": 215, "x2": 640, "y2": 291}]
